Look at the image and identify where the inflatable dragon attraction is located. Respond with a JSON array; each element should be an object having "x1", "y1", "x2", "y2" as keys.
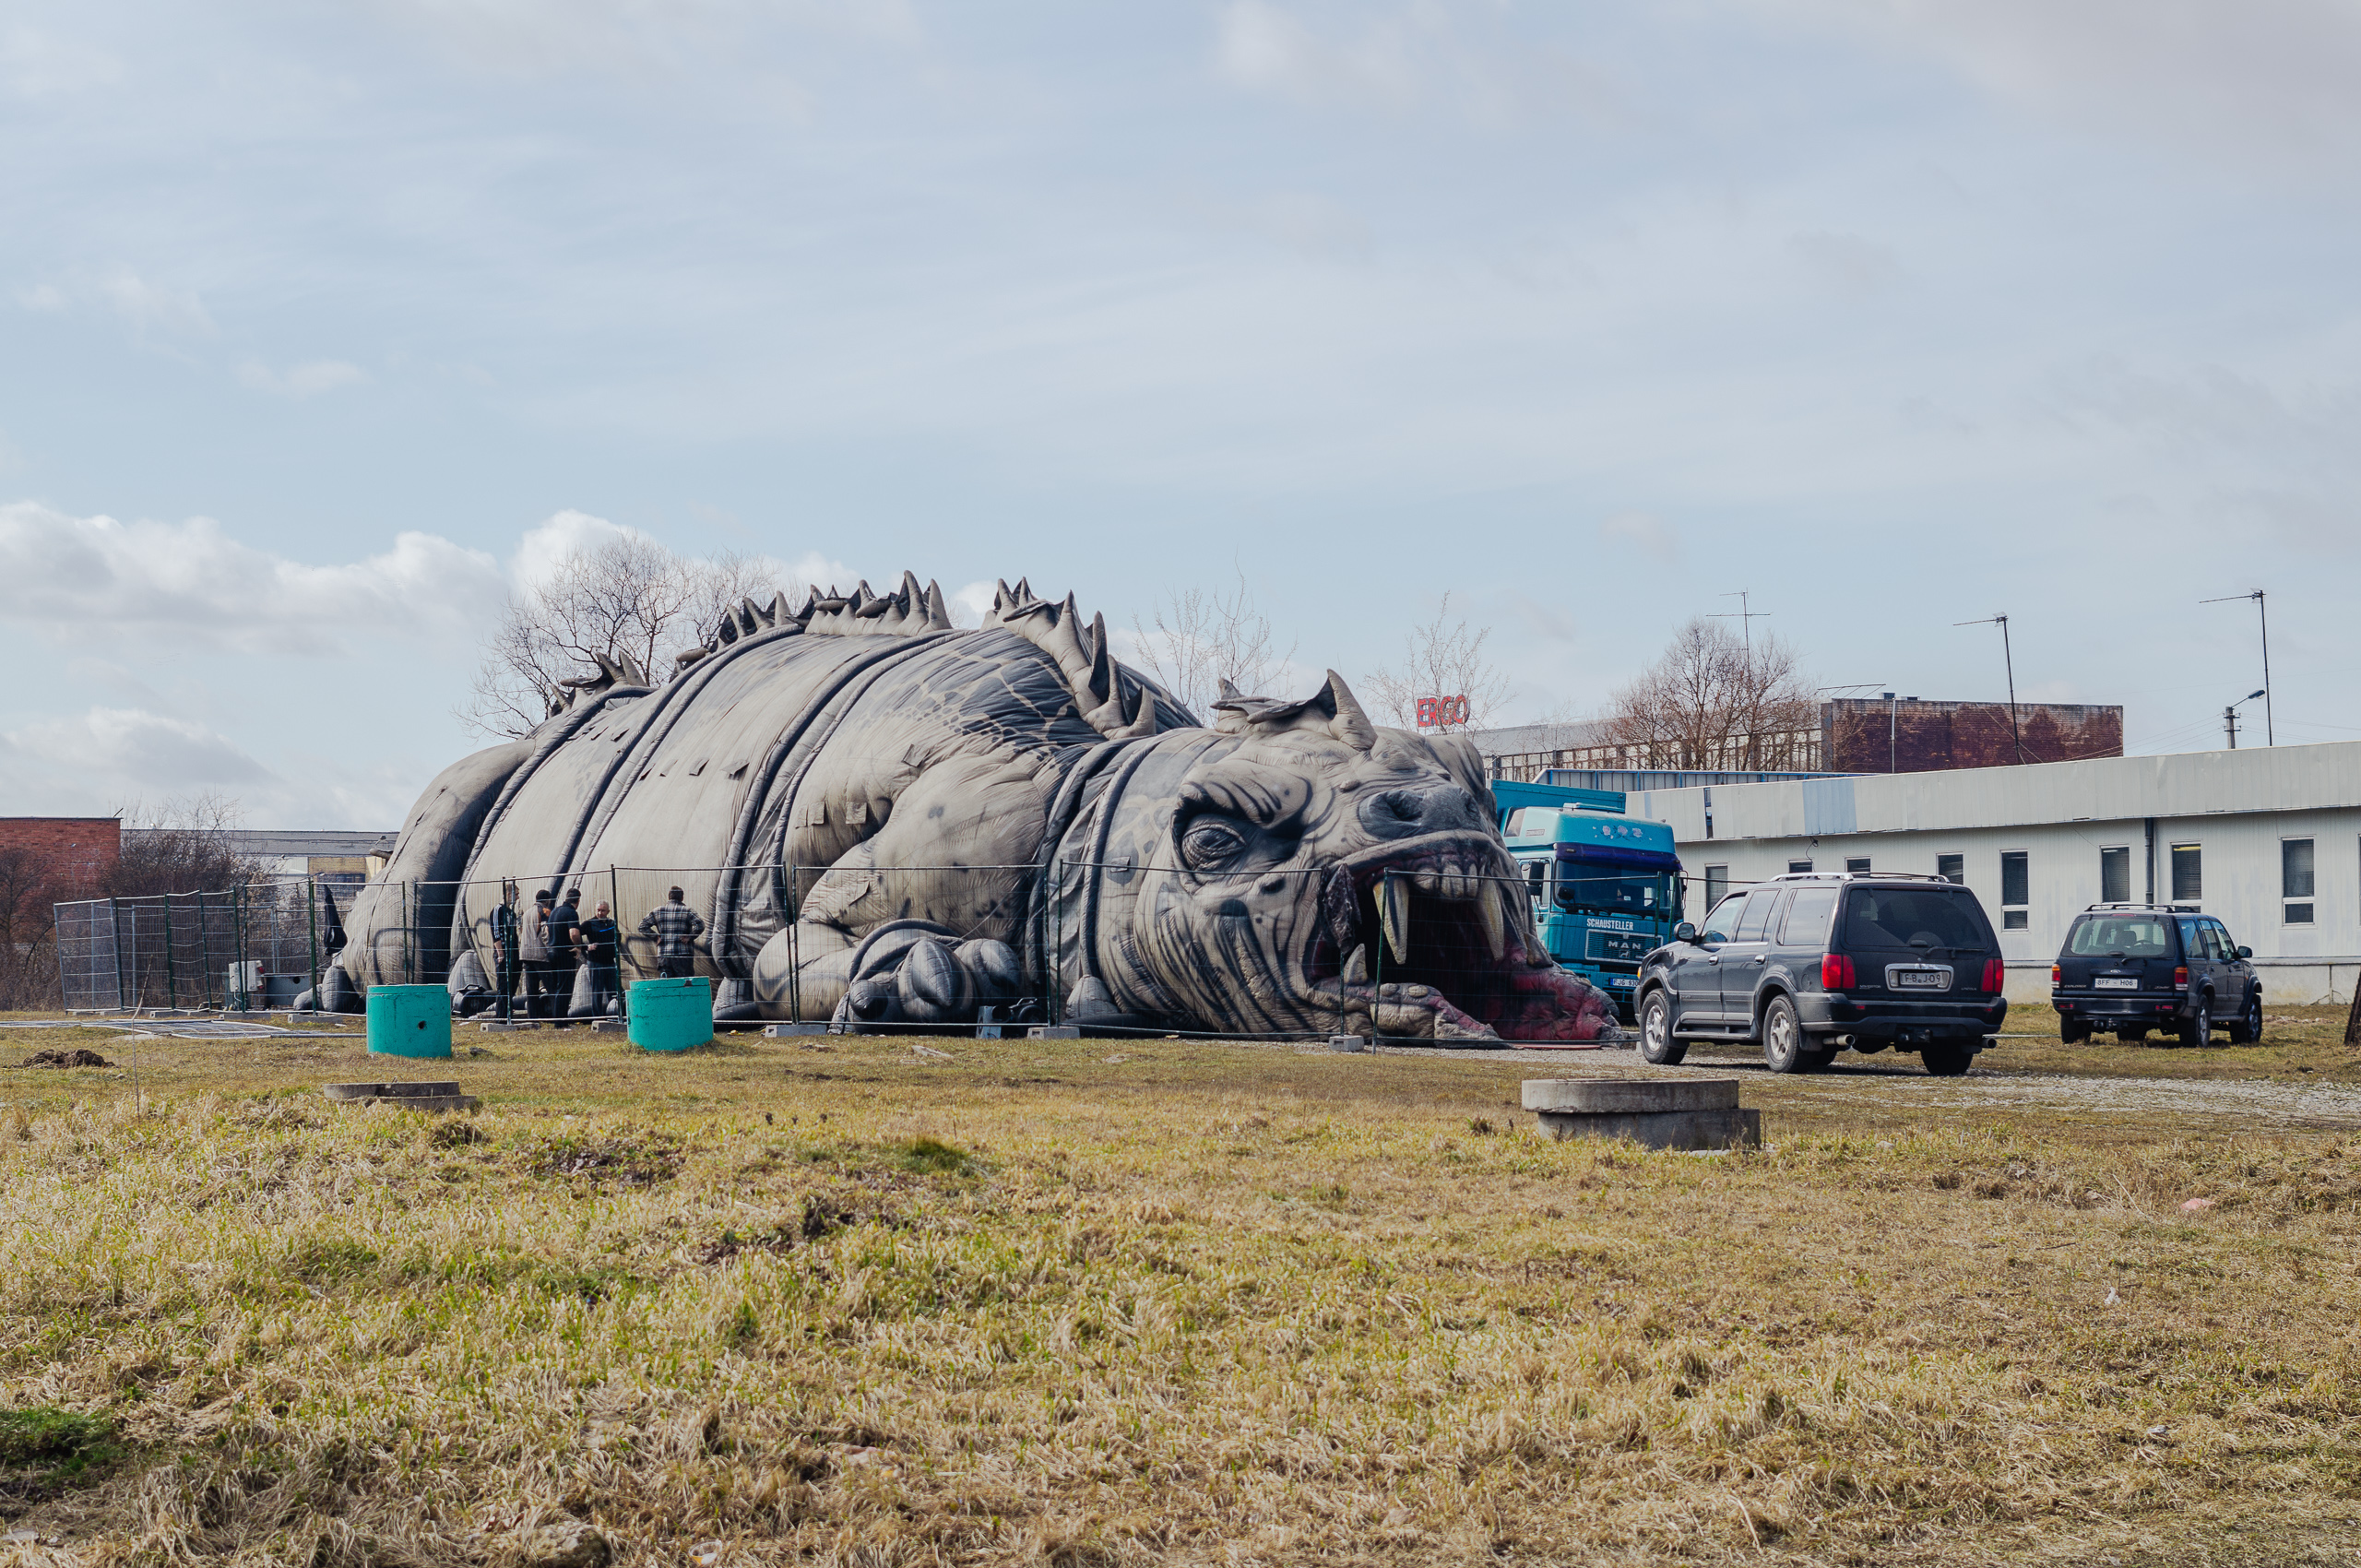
[{"x1": 314, "y1": 575, "x2": 1619, "y2": 1043}]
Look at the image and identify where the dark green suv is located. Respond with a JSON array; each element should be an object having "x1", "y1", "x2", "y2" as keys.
[{"x1": 2051, "y1": 904, "x2": 2260, "y2": 1046}]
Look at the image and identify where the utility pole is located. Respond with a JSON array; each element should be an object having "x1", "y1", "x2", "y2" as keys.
[
  {"x1": 1954, "y1": 614, "x2": 2023, "y2": 764},
  {"x1": 2201, "y1": 589, "x2": 2272, "y2": 745},
  {"x1": 1886, "y1": 691, "x2": 1897, "y2": 775},
  {"x1": 2225, "y1": 705, "x2": 2240, "y2": 750}
]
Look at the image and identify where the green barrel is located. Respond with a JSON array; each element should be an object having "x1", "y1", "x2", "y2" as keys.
[
  {"x1": 366, "y1": 984, "x2": 453, "y2": 1059},
  {"x1": 627, "y1": 977, "x2": 713, "y2": 1052}
]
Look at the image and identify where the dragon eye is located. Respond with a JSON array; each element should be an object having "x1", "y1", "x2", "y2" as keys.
[{"x1": 1179, "y1": 817, "x2": 1248, "y2": 872}]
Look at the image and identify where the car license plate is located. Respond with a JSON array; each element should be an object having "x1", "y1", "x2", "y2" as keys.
[
  {"x1": 2094, "y1": 976, "x2": 2138, "y2": 990},
  {"x1": 1893, "y1": 968, "x2": 1946, "y2": 990}
]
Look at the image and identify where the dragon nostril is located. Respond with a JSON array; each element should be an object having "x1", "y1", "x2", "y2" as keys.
[
  {"x1": 1216, "y1": 898, "x2": 1251, "y2": 919},
  {"x1": 1358, "y1": 789, "x2": 1433, "y2": 839}
]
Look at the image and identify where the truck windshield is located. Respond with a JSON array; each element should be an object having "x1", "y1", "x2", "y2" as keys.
[{"x1": 1556, "y1": 867, "x2": 1675, "y2": 916}]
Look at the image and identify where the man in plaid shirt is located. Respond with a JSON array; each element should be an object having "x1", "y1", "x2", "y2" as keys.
[{"x1": 638, "y1": 885, "x2": 706, "y2": 979}]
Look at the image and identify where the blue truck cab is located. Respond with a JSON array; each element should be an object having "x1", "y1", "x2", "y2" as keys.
[{"x1": 1494, "y1": 780, "x2": 1685, "y2": 1022}]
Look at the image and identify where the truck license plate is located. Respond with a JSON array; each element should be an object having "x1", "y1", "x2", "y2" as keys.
[
  {"x1": 2094, "y1": 976, "x2": 2138, "y2": 990},
  {"x1": 1894, "y1": 968, "x2": 1946, "y2": 990}
]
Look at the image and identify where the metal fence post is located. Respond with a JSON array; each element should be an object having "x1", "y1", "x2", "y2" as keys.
[
  {"x1": 1050, "y1": 859, "x2": 1062, "y2": 1026},
  {"x1": 232, "y1": 885, "x2": 250, "y2": 1010},
  {"x1": 107, "y1": 896, "x2": 126, "y2": 1014},
  {"x1": 609, "y1": 864, "x2": 623, "y2": 1020},
  {"x1": 160, "y1": 895, "x2": 179, "y2": 1011},
  {"x1": 305, "y1": 878, "x2": 319, "y2": 1004},
  {"x1": 1370, "y1": 870, "x2": 1388, "y2": 1046},
  {"x1": 196, "y1": 890, "x2": 217, "y2": 1009},
  {"x1": 788, "y1": 863, "x2": 801, "y2": 1023}
]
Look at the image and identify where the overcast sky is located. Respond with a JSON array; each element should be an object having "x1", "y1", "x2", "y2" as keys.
[{"x1": 5, "y1": 0, "x2": 2358, "y2": 826}]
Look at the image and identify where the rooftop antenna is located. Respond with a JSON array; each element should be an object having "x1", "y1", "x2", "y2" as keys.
[
  {"x1": 2200, "y1": 589, "x2": 2272, "y2": 745},
  {"x1": 1953, "y1": 613, "x2": 2023, "y2": 765},
  {"x1": 1714, "y1": 589, "x2": 1769, "y2": 665}
]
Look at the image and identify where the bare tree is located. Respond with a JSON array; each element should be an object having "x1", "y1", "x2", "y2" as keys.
[
  {"x1": 108, "y1": 793, "x2": 263, "y2": 897},
  {"x1": 1131, "y1": 568, "x2": 1298, "y2": 717},
  {"x1": 1364, "y1": 593, "x2": 1511, "y2": 732},
  {"x1": 460, "y1": 540, "x2": 812, "y2": 739},
  {"x1": 1599, "y1": 617, "x2": 1818, "y2": 770}
]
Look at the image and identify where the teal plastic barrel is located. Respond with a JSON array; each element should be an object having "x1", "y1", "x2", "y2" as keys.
[
  {"x1": 628, "y1": 977, "x2": 713, "y2": 1052},
  {"x1": 366, "y1": 984, "x2": 453, "y2": 1059}
]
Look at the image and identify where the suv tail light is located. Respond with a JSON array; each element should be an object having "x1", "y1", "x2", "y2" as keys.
[
  {"x1": 1986, "y1": 958, "x2": 2007, "y2": 993},
  {"x1": 1821, "y1": 953, "x2": 1855, "y2": 990},
  {"x1": 2174, "y1": 966, "x2": 2188, "y2": 990},
  {"x1": 2048, "y1": 962, "x2": 2059, "y2": 989}
]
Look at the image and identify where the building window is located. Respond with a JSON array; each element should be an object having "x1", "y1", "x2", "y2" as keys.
[
  {"x1": 2100, "y1": 846, "x2": 2130, "y2": 905},
  {"x1": 1999, "y1": 850, "x2": 2029, "y2": 930},
  {"x1": 2284, "y1": 837, "x2": 2315, "y2": 925},
  {"x1": 1936, "y1": 853, "x2": 1964, "y2": 885},
  {"x1": 2171, "y1": 843, "x2": 2201, "y2": 902},
  {"x1": 1845, "y1": 857, "x2": 1871, "y2": 873},
  {"x1": 1703, "y1": 864, "x2": 1729, "y2": 913},
  {"x1": 1788, "y1": 860, "x2": 1813, "y2": 873}
]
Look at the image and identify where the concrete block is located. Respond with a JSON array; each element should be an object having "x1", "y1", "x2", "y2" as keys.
[
  {"x1": 590, "y1": 1019, "x2": 627, "y2": 1033},
  {"x1": 1027, "y1": 1025, "x2": 1082, "y2": 1039},
  {"x1": 763, "y1": 1022, "x2": 832, "y2": 1037},
  {"x1": 1523, "y1": 1076, "x2": 1739, "y2": 1114},
  {"x1": 478, "y1": 1022, "x2": 535, "y2": 1033},
  {"x1": 1327, "y1": 1035, "x2": 1367, "y2": 1052},
  {"x1": 1536, "y1": 1106, "x2": 1761, "y2": 1151},
  {"x1": 325, "y1": 1079, "x2": 476, "y2": 1111}
]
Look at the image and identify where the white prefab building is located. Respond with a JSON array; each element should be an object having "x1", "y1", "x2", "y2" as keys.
[{"x1": 1619, "y1": 741, "x2": 2361, "y2": 1004}]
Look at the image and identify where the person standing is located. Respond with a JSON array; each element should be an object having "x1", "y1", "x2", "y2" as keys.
[
  {"x1": 577, "y1": 899, "x2": 622, "y2": 1016},
  {"x1": 517, "y1": 889, "x2": 555, "y2": 1018},
  {"x1": 638, "y1": 885, "x2": 706, "y2": 980},
  {"x1": 547, "y1": 885, "x2": 582, "y2": 1017}
]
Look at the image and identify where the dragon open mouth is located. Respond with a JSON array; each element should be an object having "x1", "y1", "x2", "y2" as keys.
[{"x1": 1304, "y1": 830, "x2": 1622, "y2": 1047}]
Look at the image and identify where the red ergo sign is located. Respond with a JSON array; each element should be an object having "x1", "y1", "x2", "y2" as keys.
[{"x1": 1415, "y1": 695, "x2": 1470, "y2": 729}]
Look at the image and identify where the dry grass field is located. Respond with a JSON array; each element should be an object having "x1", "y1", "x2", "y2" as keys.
[{"x1": 0, "y1": 1006, "x2": 2355, "y2": 1567}]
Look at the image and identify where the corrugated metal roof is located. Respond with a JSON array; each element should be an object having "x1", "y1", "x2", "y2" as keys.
[{"x1": 1626, "y1": 739, "x2": 2361, "y2": 841}]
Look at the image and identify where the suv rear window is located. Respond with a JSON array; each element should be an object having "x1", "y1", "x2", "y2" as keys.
[
  {"x1": 2067, "y1": 915, "x2": 2170, "y2": 957},
  {"x1": 1843, "y1": 887, "x2": 1987, "y2": 951}
]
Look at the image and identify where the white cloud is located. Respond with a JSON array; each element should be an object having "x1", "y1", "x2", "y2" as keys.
[
  {"x1": 1758, "y1": 0, "x2": 2361, "y2": 158},
  {"x1": 235, "y1": 359, "x2": 371, "y2": 398},
  {"x1": 0, "y1": 26, "x2": 123, "y2": 99},
  {"x1": 6, "y1": 707, "x2": 271, "y2": 789},
  {"x1": 17, "y1": 284, "x2": 66, "y2": 313},
  {"x1": 949, "y1": 580, "x2": 997, "y2": 626},
  {"x1": 507, "y1": 509, "x2": 652, "y2": 590},
  {"x1": 1215, "y1": 1, "x2": 1423, "y2": 110},
  {"x1": 0, "y1": 501, "x2": 505, "y2": 654},
  {"x1": 96, "y1": 267, "x2": 215, "y2": 339},
  {"x1": 1599, "y1": 511, "x2": 1681, "y2": 563},
  {"x1": 1788, "y1": 230, "x2": 1905, "y2": 296},
  {"x1": 374, "y1": 0, "x2": 919, "y2": 77}
]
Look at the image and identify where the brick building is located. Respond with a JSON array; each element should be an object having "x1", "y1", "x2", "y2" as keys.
[
  {"x1": 1821, "y1": 698, "x2": 2123, "y2": 774},
  {"x1": 0, "y1": 817, "x2": 122, "y2": 899}
]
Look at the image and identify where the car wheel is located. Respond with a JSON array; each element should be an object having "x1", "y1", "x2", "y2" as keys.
[
  {"x1": 2178, "y1": 998, "x2": 2213, "y2": 1049},
  {"x1": 2060, "y1": 1017, "x2": 2092, "y2": 1044},
  {"x1": 1921, "y1": 1044, "x2": 1974, "y2": 1076},
  {"x1": 1638, "y1": 990, "x2": 1687, "y2": 1066},
  {"x1": 1762, "y1": 995, "x2": 1807, "y2": 1074},
  {"x1": 2225, "y1": 992, "x2": 2262, "y2": 1046}
]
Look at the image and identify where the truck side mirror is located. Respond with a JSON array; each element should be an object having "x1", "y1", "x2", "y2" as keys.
[
  {"x1": 2236, "y1": 945, "x2": 2252, "y2": 959},
  {"x1": 1673, "y1": 922, "x2": 1698, "y2": 944}
]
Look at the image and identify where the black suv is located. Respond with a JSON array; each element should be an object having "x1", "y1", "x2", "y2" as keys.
[
  {"x1": 2051, "y1": 904, "x2": 2260, "y2": 1046},
  {"x1": 1635, "y1": 872, "x2": 2009, "y2": 1076}
]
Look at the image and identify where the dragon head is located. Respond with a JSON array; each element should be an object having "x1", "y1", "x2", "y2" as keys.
[{"x1": 1066, "y1": 671, "x2": 1620, "y2": 1044}]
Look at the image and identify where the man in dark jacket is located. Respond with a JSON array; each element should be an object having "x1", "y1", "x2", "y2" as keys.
[
  {"x1": 576, "y1": 898, "x2": 621, "y2": 1016},
  {"x1": 547, "y1": 886, "x2": 581, "y2": 1017},
  {"x1": 638, "y1": 885, "x2": 706, "y2": 979}
]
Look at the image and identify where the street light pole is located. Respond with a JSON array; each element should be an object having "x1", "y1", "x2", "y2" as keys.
[
  {"x1": 2201, "y1": 589, "x2": 2272, "y2": 745},
  {"x1": 1954, "y1": 614, "x2": 2023, "y2": 764}
]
